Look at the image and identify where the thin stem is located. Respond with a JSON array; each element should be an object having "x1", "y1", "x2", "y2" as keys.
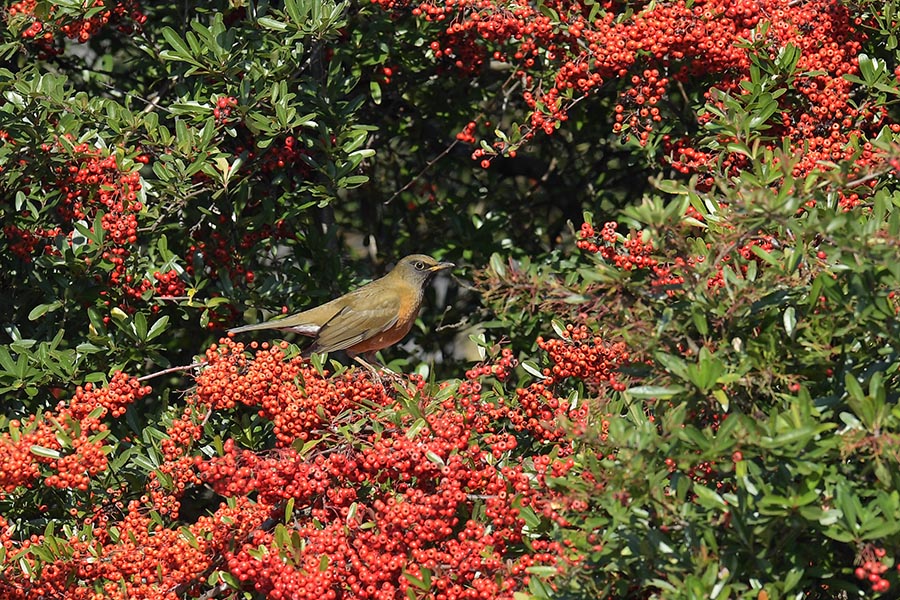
[{"x1": 137, "y1": 361, "x2": 206, "y2": 382}]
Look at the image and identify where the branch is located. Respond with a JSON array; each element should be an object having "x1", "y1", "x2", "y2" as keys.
[
  {"x1": 137, "y1": 361, "x2": 206, "y2": 382},
  {"x1": 383, "y1": 139, "x2": 461, "y2": 205}
]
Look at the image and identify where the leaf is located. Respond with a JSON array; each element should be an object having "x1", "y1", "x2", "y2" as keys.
[
  {"x1": 31, "y1": 445, "x2": 61, "y2": 459},
  {"x1": 284, "y1": 497, "x2": 295, "y2": 521},
  {"x1": 693, "y1": 483, "x2": 728, "y2": 510},
  {"x1": 179, "y1": 526, "x2": 199, "y2": 549},
  {"x1": 146, "y1": 316, "x2": 170, "y2": 341},
  {"x1": 133, "y1": 311, "x2": 148, "y2": 340},
  {"x1": 517, "y1": 504, "x2": 541, "y2": 529},
  {"x1": 425, "y1": 451, "x2": 445, "y2": 467},
  {"x1": 749, "y1": 244, "x2": 780, "y2": 268},
  {"x1": 783, "y1": 306, "x2": 796, "y2": 337},
  {"x1": 339, "y1": 174, "x2": 369, "y2": 187},
  {"x1": 625, "y1": 385, "x2": 685, "y2": 399},
  {"x1": 215, "y1": 570, "x2": 241, "y2": 590},
  {"x1": 521, "y1": 360, "x2": 547, "y2": 380},
  {"x1": 257, "y1": 16, "x2": 288, "y2": 30},
  {"x1": 551, "y1": 319, "x2": 567, "y2": 339},
  {"x1": 844, "y1": 373, "x2": 865, "y2": 403},
  {"x1": 0, "y1": 347, "x2": 16, "y2": 373},
  {"x1": 369, "y1": 80, "x2": 382, "y2": 105},
  {"x1": 160, "y1": 28, "x2": 204, "y2": 67},
  {"x1": 525, "y1": 566, "x2": 559, "y2": 577},
  {"x1": 403, "y1": 570, "x2": 431, "y2": 591},
  {"x1": 655, "y1": 352, "x2": 689, "y2": 381},
  {"x1": 28, "y1": 301, "x2": 62, "y2": 321},
  {"x1": 489, "y1": 252, "x2": 506, "y2": 277},
  {"x1": 712, "y1": 389, "x2": 730, "y2": 411}
]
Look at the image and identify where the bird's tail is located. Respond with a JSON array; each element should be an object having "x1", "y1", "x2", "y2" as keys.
[
  {"x1": 228, "y1": 320, "x2": 320, "y2": 336},
  {"x1": 227, "y1": 321, "x2": 278, "y2": 334}
]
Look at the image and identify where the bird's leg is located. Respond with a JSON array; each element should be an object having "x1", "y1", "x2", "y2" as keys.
[
  {"x1": 350, "y1": 352, "x2": 402, "y2": 388},
  {"x1": 351, "y1": 353, "x2": 382, "y2": 388},
  {"x1": 351, "y1": 352, "x2": 397, "y2": 374},
  {"x1": 351, "y1": 353, "x2": 380, "y2": 374}
]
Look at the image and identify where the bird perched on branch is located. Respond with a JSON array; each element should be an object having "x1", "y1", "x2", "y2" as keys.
[{"x1": 228, "y1": 254, "x2": 454, "y2": 367}]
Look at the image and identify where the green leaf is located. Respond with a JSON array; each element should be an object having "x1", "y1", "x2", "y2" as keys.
[
  {"x1": 403, "y1": 570, "x2": 431, "y2": 591},
  {"x1": 31, "y1": 445, "x2": 61, "y2": 459},
  {"x1": 425, "y1": 451, "x2": 445, "y2": 467},
  {"x1": 369, "y1": 81, "x2": 382, "y2": 105},
  {"x1": 215, "y1": 570, "x2": 241, "y2": 590},
  {"x1": 133, "y1": 311, "x2": 148, "y2": 340},
  {"x1": 749, "y1": 244, "x2": 780, "y2": 268},
  {"x1": 693, "y1": 483, "x2": 728, "y2": 510},
  {"x1": 625, "y1": 385, "x2": 685, "y2": 399},
  {"x1": 525, "y1": 566, "x2": 559, "y2": 577},
  {"x1": 521, "y1": 360, "x2": 547, "y2": 380},
  {"x1": 257, "y1": 16, "x2": 288, "y2": 31},
  {"x1": 782, "y1": 306, "x2": 796, "y2": 337},
  {"x1": 160, "y1": 27, "x2": 203, "y2": 67},
  {"x1": 146, "y1": 316, "x2": 170, "y2": 341},
  {"x1": 28, "y1": 301, "x2": 63, "y2": 321}
]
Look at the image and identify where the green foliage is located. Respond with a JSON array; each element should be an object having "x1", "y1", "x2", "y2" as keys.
[
  {"x1": 1, "y1": 0, "x2": 900, "y2": 598},
  {"x1": 479, "y1": 93, "x2": 900, "y2": 596}
]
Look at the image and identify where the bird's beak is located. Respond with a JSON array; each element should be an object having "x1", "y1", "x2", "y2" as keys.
[{"x1": 431, "y1": 261, "x2": 455, "y2": 272}]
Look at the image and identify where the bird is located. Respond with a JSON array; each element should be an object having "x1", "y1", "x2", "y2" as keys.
[{"x1": 228, "y1": 254, "x2": 454, "y2": 368}]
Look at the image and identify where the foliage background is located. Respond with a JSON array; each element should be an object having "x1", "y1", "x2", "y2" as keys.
[{"x1": 0, "y1": 0, "x2": 899, "y2": 598}]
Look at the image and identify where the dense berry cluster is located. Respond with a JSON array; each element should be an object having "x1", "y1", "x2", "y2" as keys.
[
  {"x1": 375, "y1": 0, "x2": 898, "y2": 190},
  {"x1": 537, "y1": 324, "x2": 629, "y2": 391},
  {"x1": 854, "y1": 545, "x2": 893, "y2": 594},
  {"x1": 578, "y1": 219, "x2": 792, "y2": 295},
  {"x1": 577, "y1": 221, "x2": 657, "y2": 270},
  {"x1": 0, "y1": 339, "x2": 591, "y2": 599},
  {"x1": 213, "y1": 95, "x2": 238, "y2": 124},
  {"x1": 0, "y1": 372, "x2": 150, "y2": 494},
  {"x1": 7, "y1": 0, "x2": 144, "y2": 52},
  {"x1": 3, "y1": 223, "x2": 63, "y2": 261},
  {"x1": 153, "y1": 268, "x2": 187, "y2": 298},
  {"x1": 3, "y1": 136, "x2": 157, "y2": 310},
  {"x1": 58, "y1": 143, "x2": 152, "y2": 305}
]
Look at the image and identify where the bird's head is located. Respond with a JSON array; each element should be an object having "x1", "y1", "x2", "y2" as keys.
[{"x1": 391, "y1": 254, "x2": 455, "y2": 286}]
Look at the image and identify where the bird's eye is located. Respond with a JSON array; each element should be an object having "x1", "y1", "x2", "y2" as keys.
[{"x1": 414, "y1": 261, "x2": 426, "y2": 270}]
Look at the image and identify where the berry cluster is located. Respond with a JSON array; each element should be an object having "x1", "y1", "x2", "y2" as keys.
[
  {"x1": 213, "y1": 95, "x2": 238, "y2": 124},
  {"x1": 153, "y1": 268, "x2": 187, "y2": 298},
  {"x1": 706, "y1": 235, "x2": 777, "y2": 290},
  {"x1": 855, "y1": 545, "x2": 893, "y2": 594},
  {"x1": 185, "y1": 226, "x2": 255, "y2": 287},
  {"x1": 537, "y1": 324, "x2": 629, "y2": 391},
  {"x1": 7, "y1": 0, "x2": 145, "y2": 51},
  {"x1": 577, "y1": 221, "x2": 657, "y2": 270},
  {"x1": 0, "y1": 337, "x2": 592, "y2": 599},
  {"x1": 374, "y1": 0, "x2": 898, "y2": 191},
  {"x1": 254, "y1": 135, "x2": 313, "y2": 176},
  {"x1": 577, "y1": 219, "x2": 793, "y2": 297},
  {"x1": 3, "y1": 224, "x2": 62, "y2": 262},
  {"x1": 0, "y1": 372, "x2": 150, "y2": 494},
  {"x1": 53, "y1": 143, "x2": 153, "y2": 306}
]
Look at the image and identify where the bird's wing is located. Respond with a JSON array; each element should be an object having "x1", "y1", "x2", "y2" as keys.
[
  {"x1": 310, "y1": 291, "x2": 401, "y2": 353},
  {"x1": 227, "y1": 298, "x2": 346, "y2": 336}
]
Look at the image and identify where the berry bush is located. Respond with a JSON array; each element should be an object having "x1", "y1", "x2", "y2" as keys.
[{"x1": 1, "y1": 0, "x2": 899, "y2": 598}]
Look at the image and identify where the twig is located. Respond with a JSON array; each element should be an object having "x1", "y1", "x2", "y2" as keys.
[
  {"x1": 196, "y1": 582, "x2": 229, "y2": 600},
  {"x1": 137, "y1": 361, "x2": 206, "y2": 382},
  {"x1": 384, "y1": 139, "x2": 461, "y2": 205},
  {"x1": 838, "y1": 168, "x2": 890, "y2": 189},
  {"x1": 141, "y1": 79, "x2": 174, "y2": 115}
]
